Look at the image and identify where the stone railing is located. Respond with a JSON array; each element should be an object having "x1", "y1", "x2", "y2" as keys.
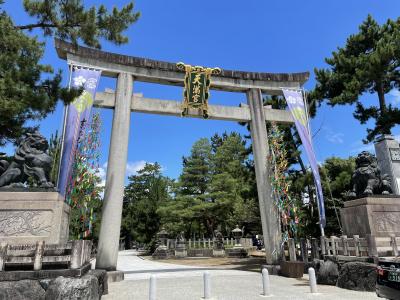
[
  {"x1": 167, "y1": 238, "x2": 253, "y2": 249},
  {"x1": 0, "y1": 240, "x2": 92, "y2": 272},
  {"x1": 282, "y1": 235, "x2": 400, "y2": 264}
]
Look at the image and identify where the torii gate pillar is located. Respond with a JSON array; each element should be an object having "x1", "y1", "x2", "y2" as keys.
[
  {"x1": 247, "y1": 88, "x2": 281, "y2": 264},
  {"x1": 96, "y1": 73, "x2": 133, "y2": 270}
]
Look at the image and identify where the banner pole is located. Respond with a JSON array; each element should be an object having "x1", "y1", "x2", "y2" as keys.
[
  {"x1": 57, "y1": 64, "x2": 74, "y2": 190},
  {"x1": 302, "y1": 89, "x2": 325, "y2": 237}
]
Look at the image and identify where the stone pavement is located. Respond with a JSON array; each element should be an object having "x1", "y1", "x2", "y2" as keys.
[{"x1": 103, "y1": 250, "x2": 379, "y2": 300}]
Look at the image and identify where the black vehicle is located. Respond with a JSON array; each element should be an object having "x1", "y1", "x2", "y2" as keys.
[{"x1": 376, "y1": 258, "x2": 400, "y2": 299}]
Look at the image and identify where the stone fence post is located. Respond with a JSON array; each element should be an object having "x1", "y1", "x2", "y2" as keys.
[
  {"x1": 311, "y1": 238, "x2": 319, "y2": 260},
  {"x1": 33, "y1": 241, "x2": 45, "y2": 271},
  {"x1": 288, "y1": 238, "x2": 296, "y2": 262},
  {"x1": 71, "y1": 240, "x2": 85, "y2": 269},
  {"x1": 390, "y1": 234, "x2": 398, "y2": 257},
  {"x1": 366, "y1": 234, "x2": 378, "y2": 258},
  {"x1": 320, "y1": 236, "x2": 326, "y2": 256},
  {"x1": 341, "y1": 235, "x2": 348, "y2": 256},
  {"x1": 0, "y1": 243, "x2": 8, "y2": 271},
  {"x1": 300, "y1": 238, "x2": 307, "y2": 263},
  {"x1": 353, "y1": 235, "x2": 360, "y2": 257}
]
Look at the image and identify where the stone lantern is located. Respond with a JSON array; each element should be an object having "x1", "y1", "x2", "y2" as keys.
[
  {"x1": 156, "y1": 227, "x2": 168, "y2": 249},
  {"x1": 152, "y1": 227, "x2": 170, "y2": 259},
  {"x1": 232, "y1": 225, "x2": 243, "y2": 248},
  {"x1": 227, "y1": 225, "x2": 248, "y2": 258}
]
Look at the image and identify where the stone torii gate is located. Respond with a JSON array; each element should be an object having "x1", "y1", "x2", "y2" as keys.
[{"x1": 55, "y1": 39, "x2": 309, "y2": 268}]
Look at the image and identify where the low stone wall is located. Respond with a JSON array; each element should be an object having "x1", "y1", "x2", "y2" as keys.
[
  {"x1": 187, "y1": 249, "x2": 213, "y2": 257},
  {"x1": 0, "y1": 270, "x2": 107, "y2": 300}
]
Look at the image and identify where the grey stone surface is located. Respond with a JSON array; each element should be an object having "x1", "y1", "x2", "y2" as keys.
[
  {"x1": 96, "y1": 73, "x2": 133, "y2": 271},
  {"x1": 100, "y1": 250, "x2": 378, "y2": 299},
  {"x1": 340, "y1": 196, "x2": 400, "y2": 237},
  {"x1": 336, "y1": 262, "x2": 376, "y2": 292},
  {"x1": 106, "y1": 271, "x2": 124, "y2": 283},
  {"x1": 247, "y1": 88, "x2": 281, "y2": 264},
  {"x1": 87, "y1": 269, "x2": 108, "y2": 295},
  {"x1": 56, "y1": 39, "x2": 308, "y2": 94},
  {"x1": 45, "y1": 275, "x2": 99, "y2": 300},
  {"x1": 375, "y1": 135, "x2": 400, "y2": 195},
  {"x1": 0, "y1": 279, "x2": 45, "y2": 300},
  {"x1": 0, "y1": 192, "x2": 70, "y2": 245},
  {"x1": 94, "y1": 91, "x2": 294, "y2": 124},
  {"x1": 314, "y1": 259, "x2": 339, "y2": 285}
]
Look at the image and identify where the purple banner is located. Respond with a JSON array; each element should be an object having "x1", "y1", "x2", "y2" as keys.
[
  {"x1": 283, "y1": 89, "x2": 326, "y2": 228},
  {"x1": 58, "y1": 68, "x2": 101, "y2": 197}
]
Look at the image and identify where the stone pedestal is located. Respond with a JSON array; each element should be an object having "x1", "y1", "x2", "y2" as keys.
[
  {"x1": 340, "y1": 196, "x2": 400, "y2": 238},
  {"x1": 174, "y1": 249, "x2": 187, "y2": 258},
  {"x1": 374, "y1": 135, "x2": 400, "y2": 195},
  {"x1": 174, "y1": 241, "x2": 187, "y2": 258},
  {"x1": 226, "y1": 246, "x2": 248, "y2": 258},
  {"x1": 212, "y1": 249, "x2": 225, "y2": 257},
  {"x1": 152, "y1": 246, "x2": 170, "y2": 259},
  {"x1": 0, "y1": 192, "x2": 70, "y2": 245}
]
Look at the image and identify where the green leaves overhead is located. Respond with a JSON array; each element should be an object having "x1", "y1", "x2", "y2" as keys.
[
  {"x1": 312, "y1": 15, "x2": 400, "y2": 143},
  {"x1": 20, "y1": 0, "x2": 140, "y2": 48},
  {"x1": 0, "y1": 1, "x2": 139, "y2": 146}
]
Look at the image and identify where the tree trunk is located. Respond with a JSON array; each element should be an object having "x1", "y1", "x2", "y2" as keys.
[{"x1": 377, "y1": 82, "x2": 387, "y2": 113}]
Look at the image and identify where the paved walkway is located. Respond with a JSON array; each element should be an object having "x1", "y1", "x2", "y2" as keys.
[{"x1": 103, "y1": 250, "x2": 379, "y2": 300}]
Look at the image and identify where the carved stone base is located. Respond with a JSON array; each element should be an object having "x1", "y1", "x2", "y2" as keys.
[
  {"x1": 340, "y1": 196, "x2": 400, "y2": 238},
  {"x1": 0, "y1": 192, "x2": 70, "y2": 245}
]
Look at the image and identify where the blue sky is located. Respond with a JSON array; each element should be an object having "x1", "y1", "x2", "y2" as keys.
[{"x1": 2, "y1": 0, "x2": 400, "y2": 182}]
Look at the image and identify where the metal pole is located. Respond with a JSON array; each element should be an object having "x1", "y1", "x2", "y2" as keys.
[
  {"x1": 149, "y1": 274, "x2": 156, "y2": 300},
  {"x1": 308, "y1": 267, "x2": 318, "y2": 294},
  {"x1": 203, "y1": 271, "x2": 211, "y2": 299},
  {"x1": 262, "y1": 268, "x2": 271, "y2": 296},
  {"x1": 56, "y1": 64, "x2": 74, "y2": 190},
  {"x1": 302, "y1": 88, "x2": 325, "y2": 238}
]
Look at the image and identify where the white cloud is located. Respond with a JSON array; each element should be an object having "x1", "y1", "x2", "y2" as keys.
[
  {"x1": 97, "y1": 160, "x2": 152, "y2": 185},
  {"x1": 126, "y1": 160, "x2": 148, "y2": 177},
  {"x1": 326, "y1": 133, "x2": 344, "y2": 144},
  {"x1": 324, "y1": 127, "x2": 344, "y2": 144},
  {"x1": 389, "y1": 89, "x2": 400, "y2": 105}
]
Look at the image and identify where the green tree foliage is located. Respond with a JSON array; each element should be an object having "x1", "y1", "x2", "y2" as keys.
[
  {"x1": 48, "y1": 130, "x2": 61, "y2": 185},
  {"x1": 122, "y1": 163, "x2": 172, "y2": 249},
  {"x1": 312, "y1": 15, "x2": 400, "y2": 143},
  {"x1": 290, "y1": 156, "x2": 355, "y2": 237},
  {"x1": 158, "y1": 133, "x2": 260, "y2": 238},
  {"x1": 19, "y1": 0, "x2": 140, "y2": 48},
  {"x1": 0, "y1": 1, "x2": 139, "y2": 145}
]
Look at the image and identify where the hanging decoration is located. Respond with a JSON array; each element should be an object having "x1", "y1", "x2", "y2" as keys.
[
  {"x1": 282, "y1": 89, "x2": 326, "y2": 228},
  {"x1": 58, "y1": 67, "x2": 101, "y2": 197},
  {"x1": 268, "y1": 122, "x2": 299, "y2": 242},
  {"x1": 176, "y1": 62, "x2": 221, "y2": 118},
  {"x1": 66, "y1": 112, "x2": 102, "y2": 239}
]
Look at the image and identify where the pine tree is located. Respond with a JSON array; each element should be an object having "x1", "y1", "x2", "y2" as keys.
[
  {"x1": 0, "y1": 1, "x2": 139, "y2": 145},
  {"x1": 311, "y1": 15, "x2": 400, "y2": 143},
  {"x1": 122, "y1": 163, "x2": 172, "y2": 249}
]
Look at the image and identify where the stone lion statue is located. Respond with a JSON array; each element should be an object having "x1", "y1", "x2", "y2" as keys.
[
  {"x1": 346, "y1": 151, "x2": 392, "y2": 199},
  {"x1": 0, "y1": 132, "x2": 54, "y2": 188}
]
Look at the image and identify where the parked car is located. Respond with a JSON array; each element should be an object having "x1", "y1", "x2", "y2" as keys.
[{"x1": 376, "y1": 258, "x2": 400, "y2": 299}]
